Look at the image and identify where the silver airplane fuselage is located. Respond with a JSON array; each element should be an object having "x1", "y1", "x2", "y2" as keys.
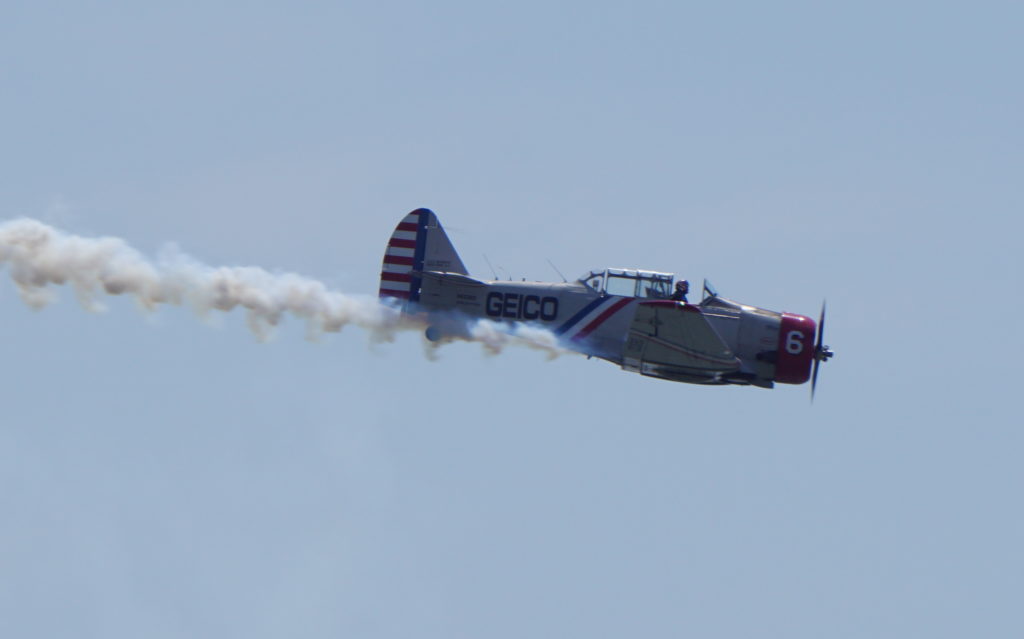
[{"x1": 379, "y1": 208, "x2": 832, "y2": 389}]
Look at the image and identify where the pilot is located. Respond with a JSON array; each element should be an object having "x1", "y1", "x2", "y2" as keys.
[{"x1": 671, "y1": 279, "x2": 689, "y2": 302}]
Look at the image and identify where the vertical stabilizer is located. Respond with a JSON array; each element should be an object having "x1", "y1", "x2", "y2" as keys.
[{"x1": 379, "y1": 208, "x2": 467, "y2": 303}]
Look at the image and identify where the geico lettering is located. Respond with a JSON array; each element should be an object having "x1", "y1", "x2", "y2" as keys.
[
  {"x1": 541, "y1": 297, "x2": 558, "y2": 321},
  {"x1": 485, "y1": 292, "x2": 504, "y2": 317},
  {"x1": 503, "y1": 294, "x2": 519, "y2": 319},
  {"x1": 484, "y1": 292, "x2": 560, "y2": 321},
  {"x1": 522, "y1": 295, "x2": 540, "y2": 320}
]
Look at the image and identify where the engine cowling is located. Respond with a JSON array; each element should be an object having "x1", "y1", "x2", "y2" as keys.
[{"x1": 774, "y1": 313, "x2": 816, "y2": 384}]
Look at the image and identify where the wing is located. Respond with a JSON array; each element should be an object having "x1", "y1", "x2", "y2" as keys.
[{"x1": 622, "y1": 301, "x2": 740, "y2": 379}]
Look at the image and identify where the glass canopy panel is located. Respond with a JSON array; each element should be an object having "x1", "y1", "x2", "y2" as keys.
[
  {"x1": 579, "y1": 269, "x2": 675, "y2": 298},
  {"x1": 577, "y1": 270, "x2": 604, "y2": 292},
  {"x1": 605, "y1": 274, "x2": 637, "y2": 296},
  {"x1": 640, "y1": 277, "x2": 672, "y2": 299}
]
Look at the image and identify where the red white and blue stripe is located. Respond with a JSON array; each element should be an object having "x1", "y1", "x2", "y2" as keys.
[{"x1": 554, "y1": 295, "x2": 635, "y2": 342}]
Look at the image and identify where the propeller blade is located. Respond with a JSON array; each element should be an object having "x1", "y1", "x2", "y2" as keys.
[
  {"x1": 811, "y1": 300, "x2": 826, "y2": 404},
  {"x1": 816, "y1": 301, "x2": 826, "y2": 352},
  {"x1": 811, "y1": 358, "x2": 820, "y2": 402}
]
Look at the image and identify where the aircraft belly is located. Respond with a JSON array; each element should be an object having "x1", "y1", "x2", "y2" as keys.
[{"x1": 640, "y1": 365, "x2": 729, "y2": 385}]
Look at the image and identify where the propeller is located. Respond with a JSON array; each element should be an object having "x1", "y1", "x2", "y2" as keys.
[{"x1": 811, "y1": 300, "x2": 835, "y2": 403}]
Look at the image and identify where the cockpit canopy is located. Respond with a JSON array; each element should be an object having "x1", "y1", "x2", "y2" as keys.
[{"x1": 577, "y1": 268, "x2": 675, "y2": 299}]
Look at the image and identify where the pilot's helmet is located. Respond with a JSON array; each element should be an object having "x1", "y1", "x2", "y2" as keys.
[{"x1": 676, "y1": 279, "x2": 689, "y2": 292}]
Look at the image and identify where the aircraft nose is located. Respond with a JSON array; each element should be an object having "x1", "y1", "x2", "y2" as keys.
[{"x1": 774, "y1": 313, "x2": 816, "y2": 384}]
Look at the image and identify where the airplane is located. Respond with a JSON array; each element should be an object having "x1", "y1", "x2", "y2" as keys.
[{"x1": 379, "y1": 208, "x2": 834, "y2": 395}]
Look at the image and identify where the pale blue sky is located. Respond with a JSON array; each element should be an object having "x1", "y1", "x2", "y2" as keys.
[{"x1": 2, "y1": 2, "x2": 1021, "y2": 637}]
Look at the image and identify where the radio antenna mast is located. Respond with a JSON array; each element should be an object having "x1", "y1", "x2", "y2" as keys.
[
  {"x1": 482, "y1": 254, "x2": 499, "y2": 280},
  {"x1": 546, "y1": 258, "x2": 568, "y2": 283}
]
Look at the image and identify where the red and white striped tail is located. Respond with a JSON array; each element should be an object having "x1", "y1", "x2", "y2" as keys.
[
  {"x1": 378, "y1": 209, "x2": 423, "y2": 301},
  {"x1": 379, "y1": 208, "x2": 467, "y2": 304}
]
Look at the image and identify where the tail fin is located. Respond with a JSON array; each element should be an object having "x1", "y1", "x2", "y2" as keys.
[{"x1": 379, "y1": 208, "x2": 467, "y2": 302}]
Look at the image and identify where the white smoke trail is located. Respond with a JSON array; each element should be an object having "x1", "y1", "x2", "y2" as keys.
[
  {"x1": 468, "y1": 321, "x2": 563, "y2": 360},
  {"x1": 0, "y1": 218, "x2": 566, "y2": 357}
]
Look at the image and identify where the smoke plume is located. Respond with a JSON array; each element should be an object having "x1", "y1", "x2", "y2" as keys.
[{"x1": 0, "y1": 218, "x2": 565, "y2": 357}]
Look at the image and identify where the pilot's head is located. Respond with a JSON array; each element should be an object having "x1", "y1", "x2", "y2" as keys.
[{"x1": 676, "y1": 280, "x2": 689, "y2": 293}]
